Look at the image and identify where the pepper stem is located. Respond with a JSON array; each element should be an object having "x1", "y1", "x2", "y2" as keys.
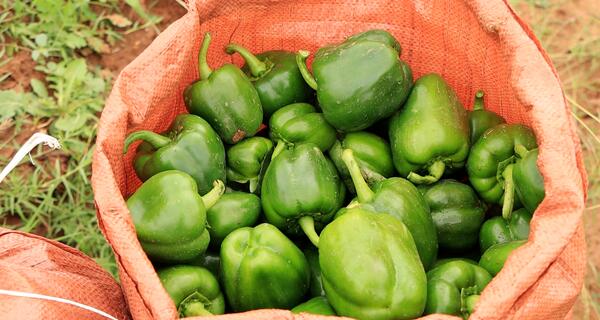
[
  {"x1": 299, "y1": 216, "x2": 319, "y2": 248},
  {"x1": 271, "y1": 140, "x2": 285, "y2": 160},
  {"x1": 123, "y1": 130, "x2": 171, "y2": 154},
  {"x1": 341, "y1": 149, "x2": 375, "y2": 203},
  {"x1": 179, "y1": 292, "x2": 213, "y2": 317},
  {"x1": 502, "y1": 164, "x2": 515, "y2": 220},
  {"x1": 198, "y1": 32, "x2": 213, "y2": 80},
  {"x1": 202, "y1": 180, "x2": 225, "y2": 209},
  {"x1": 473, "y1": 90, "x2": 485, "y2": 111},
  {"x1": 225, "y1": 43, "x2": 268, "y2": 77},
  {"x1": 514, "y1": 144, "x2": 529, "y2": 159},
  {"x1": 407, "y1": 160, "x2": 445, "y2": 185},
  {"x1": 180, "y1": 301, "x2": 213, "y2": 317},
  {"x1": 248, "y1": 178, "x2": 259, "y2": 193},
  {"x1": 296, "y1": 50, "x2": 318, "y2": 90}
]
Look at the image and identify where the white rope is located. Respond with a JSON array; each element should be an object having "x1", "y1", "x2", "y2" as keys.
[
  {"x1": 0, "y1": 132, "x2": 61, "y2": 184},
  {"x1": 0, "y1": 289, "x2": 118, "y2": 320},
  {"x1": 0, "y1": 134, "x2": 117, "y2": 319}
]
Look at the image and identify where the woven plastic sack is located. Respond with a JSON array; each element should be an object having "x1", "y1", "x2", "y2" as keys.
[
  {"x1": 91, "y1": 0, "x2": 588, "y2": 319},
  {"x1": 0, "y1": 227, "x2": 130, "y2": 320}
]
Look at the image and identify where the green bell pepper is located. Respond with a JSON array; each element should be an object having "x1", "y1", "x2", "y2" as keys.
[
  {"x1": 329, "y1": 131, "x2": 394, "y2": 194},
  {"x1": 303, "y1": 247, "x2": 325, "y2": 297},
  {"x1": 296, "y1": 30, "x2": 413, "y2": 132},
  {"x1": 479, "y1": 240, "x2": 526, "y2": 276},
  {"x1": 225, "y1": 44, "x2": 314, "y2": 117},
  {"x1": 220, "y1": 223, "x2": 310, "y2": 311},
  {"x1": 467, "y1": 124, "x2": 538, "y2": 219},
  {"x1": 126, "y1": 171, "x2": 224, "y2": 262},
  {"x1": 157, "y1": 265, "x2": 225, "y2": 317},
  {"x1": 479, "y1": 208, "x2": 532, "y2": 252},
  {"x1": 389, "y1": 73, "x2": 470, "y2": 185},
  {"x1": 425, "y1": 260, "x2": 491, "y2": 318},
  {"x1": 183, "y1": 33, "x2": 262, "y2": 144},
  {"x1": 291, "y1": 296, "x2": 336, "y2": 316},
  {"x1": 206, "y1": 191, "x2": 261, "y2": 249},
  {"x1": 261, "y1": 143, "x2": 346, "y2": 247},
  {"x1": 418, "y1": 180, "x2": 485, "y2": 252},
  {"x1": 319, "y1": 208, "x2": 427, "y2": 320},
  {"x1": 269, "y1": 103, "x2": 337, "y2": 153},
  {"x1": 514, "y1": 147, "x2": 545, "y2": 212},
  {"x1": 338, "y1": 149, "x2": 437, "y2": 269},
  {"x1": 225, "y1": 137, "x2": 273, "y2": 193},
  {"x1": 123, "y1": 114, "x2": 226, "y2": 195},
  {"x1": 468, "y1": 90, "x2": 505, "y2": 144}
]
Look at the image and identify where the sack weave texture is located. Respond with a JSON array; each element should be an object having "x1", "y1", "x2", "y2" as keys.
[{"x1": 92, "y1": 0, "x2": 588, "y2": 319}]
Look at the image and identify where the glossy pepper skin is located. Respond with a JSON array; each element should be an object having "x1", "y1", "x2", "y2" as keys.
[
  {"x1": 123, "y1": 114, "x2": 226, "y2": 195},
  {"x1": 183, "y1": 33, "x2": 262, "y2": 144},
  {"x1": 319, "y1": 208, "x2": 427, "y2": 320},
  {"x1": 418, "y1": 180, "x2": 485, "y2": 252},
  {"x1": 291, "y1": 296, "x2": 336, "y2": 316},
  {"x1": 479, "y1": 208, "x2": 532, "y2": 252},
  {"x1": 468, "y1": 91, "x2": 505, "y2": 144},
  {"x1": 479, "y1": 240, "x2": 526, "y2": 276},
  {"x1": 338, "y1": 149, "x2": 437, "y2": 269},
  {"x1": 424, "y1": 260, "x2": 492, "y2": 318},
  {"x1": 225, "y1": 45, "x2": 314, "y2": 117},
  {"x1": 345, "y1": 29, "x2": 402, "y2": 53},
  {"x1": 513, "y1": 147, "x2": 545, "y2": 212},
  {"x1": 329, "y1": 131, "x2": 394, "y2": 194},
  {"x1": 157, "y1": 265, "x2": 225, "y2": 317},
  {"x1": 226, "y1": 137, "x2": 273, "y2": 193},
  {"x1": 389, "y1": 73, "x2": 470, "y2": 185},
  {"x1": 296, "y1": 30, "x2": 413, "y2": 132},
  {"x1": 304, "y1": 247, "x2": 325, "y2": 297},
  {"x1": 206, "y1": 192, "x2": 261, "y2": 249},
  {"x1": 220, "y1": 223, "x2": 310, "y2": 311},
  {"x1": 467, "y1": 124, "x2": 537, "y2": 219},
  {"x1": 126, "y1": 171, "x2": 224, "y2": 262},
  {"x1": 261, "y1": 143, "x2": 346, "y2": 247},
  {"x1": 269, "y1": 103, "x2": 337, "y2": 153}
]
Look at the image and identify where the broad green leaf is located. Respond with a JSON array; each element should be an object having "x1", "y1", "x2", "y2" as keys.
[
  {"x1": 30, "y1": 79, "x2": 48, "y2": 97},
  {"x1": 64, "y1": 33, "x2": 87, "y2": 49}
]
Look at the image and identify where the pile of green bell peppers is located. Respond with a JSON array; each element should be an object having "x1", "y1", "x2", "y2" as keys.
[{"x1": 121, "y1": 30, "x2": 547, "y2": 319}]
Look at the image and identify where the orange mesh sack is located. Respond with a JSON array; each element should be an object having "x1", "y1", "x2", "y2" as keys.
[
  {"x1": 91, "y1": 0, "x2": 588, "y2": 319},
  {"x1": 0, "y1": 227, "x2": 130, "y2": 320}
]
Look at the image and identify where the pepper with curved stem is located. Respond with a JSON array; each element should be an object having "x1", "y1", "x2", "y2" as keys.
[
  {"x1": 339, "y1": 149, "x2": 438, "y2": 269},
  {"x1": 295, "y1": 30, "x2": 412, "y2": 132},
  {"x1": 183, "y1": 33, "x2": 263, "y2": 144},
  {"x1": 123, "y1": 114, "x2": 226, "y2": 195},
  {"x1": 225, "y1": 44, "x2": 314, "y2": 117},
  {"x1": 126, "y1": 171, "x2": 225, "y2": 262},
  {"x1": 389, "y1": 74, "x2": 470, "y2": 185},
  {"x1": 467, "y1": 123, "x2": 537, "y2": 214},
  {"x1": 261, "y1": 143, "x2": 345, "y2": 248},
  {"x1": 468, "y1": 90, "x2": 506, "y2": 144}
]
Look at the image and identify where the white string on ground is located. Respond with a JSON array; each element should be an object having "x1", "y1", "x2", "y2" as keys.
[
  {"x1": 0, "y1": 289, "x2": 118, "y2": 320},
  {"x1": 0, "y1": 132, "x2": 61, "y2": 184}
]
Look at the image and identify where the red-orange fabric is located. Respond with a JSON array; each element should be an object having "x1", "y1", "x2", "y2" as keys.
[
  {"x1": 0, "y1": 228, "x2": 130, "y2": 320},
  {"x1": 91, "y1": 0, "x2": 588, "y2": 319}
]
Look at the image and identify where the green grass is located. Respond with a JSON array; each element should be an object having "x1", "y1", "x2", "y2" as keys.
[{"x1": 0, "y1": 0, "x2": 161, "y2": 275}]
